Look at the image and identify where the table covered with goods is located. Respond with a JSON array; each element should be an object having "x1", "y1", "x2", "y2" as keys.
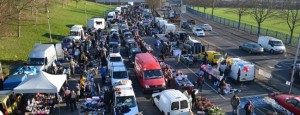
[
  {"x1": 25, "y1": 93, "x2": 56, "y2": 115},
  {"x1": 173, "y1": 72, "x2": 194, "y2": 90},
  {"x1": 200, "y1": 64, "x2": 223, "y2": 81},
  {"x1": 80, "y1": 96, "x2": 106, "y2": 114}
]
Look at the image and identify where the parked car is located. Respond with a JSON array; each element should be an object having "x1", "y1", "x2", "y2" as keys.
[
  {"x1": 125, "y1": 39, "x2": 139, "y2": 51},
  {"x1": 174, "y1": 31, "x2": 189, "y2": 42},
  {"x1": 239, "y1": 42, "x2": 264, "y2": 54},
  {"x1": 152, "y1": 89, "x2": 191, "y2": 115},
  {"x1": 187, "y1": 19, "x2": 195, "y2": 25},
  {"x1": 107, "y1": 53, "x2": 125, "y2": 72},
  {"x1": 192, "y1": 27, "x2": 205, "y2": 37},
  {"x1": 180, "y1": 21, "x2": 191, "y2": 29},
  {"x1": 274, "y1": 94, "x2": 300, "y2": 114},
  {"x1": 200, "y1": 24, "x2": 212, "y2": 31},
  {"x1": 61, "y1": 36, "x2": 74, "y2": 49},
  {"x1": 109, "y1": 42, "x2": 120, "y2": 53},
  {"x1": 183, "y1": 39, "x2": 202, "y2": 54},
  {"x1": 258, "y1": 36, "x2": 286, "y2": 54},
  {"x1": 129, "y1": 48, "x2": 142, "y2": 65}
]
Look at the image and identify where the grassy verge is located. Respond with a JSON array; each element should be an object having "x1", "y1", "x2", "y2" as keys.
[
  {"x1": 191, "y1": 7, "x2": 300, "y2": 38},
  {"x1": 0, "y1": 1, "x2": 113, "y2": 74}
]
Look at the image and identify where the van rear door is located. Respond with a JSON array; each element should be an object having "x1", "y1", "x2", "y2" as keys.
[
  {"x1": 170, "y1": 100, "x2": 190, "y2": 115},
  {"x1": 55, "y1": 43, "x2": 64, "y2": 60}
]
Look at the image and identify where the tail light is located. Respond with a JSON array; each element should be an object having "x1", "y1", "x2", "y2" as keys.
[{"x1": 167, "y1": 112, "x2": 170, "y2": 115}]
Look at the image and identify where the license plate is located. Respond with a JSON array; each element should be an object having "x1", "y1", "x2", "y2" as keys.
[{"x1": 153, "y1": 90, "x2": 160, "y2": 93}]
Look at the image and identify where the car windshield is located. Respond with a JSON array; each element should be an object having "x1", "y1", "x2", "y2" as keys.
[
  {"x1": 196, "y1": 29, "x2": 202, "y2": 31},
  {"x1": 128, "y1": 43, "x2": 138, "y2": 48},
  {"x1": 125, "y1": 34, "x2": 133, "y2": 38},
  {"x1": 110, "y1": 57, "x2": 122, "y2": 62},
  {"x1": 113, "y1": 71, "x2": 128, "y2": 79},
  {"x1": 270, "y1": 40, "x2": 283, "y2": 46},
  {"x1": 63, "y1": 38, "x2": 72, "y2": 43},
  {"x1": 144, "y1": 69, "x2": 162, "y2": 80},
  {"x1": 109, "y1": 43, "x2": 119, "y2": 48},
  {"x1": 116, "y1": 96, "x2": 136, "y2": 108},
  {"x1": 28, "y1": 58, "x2": 44, "y2": 65},
  {"x1": 70, "y1": 31, "x2": 79, "y2": 36},
  {"x1": 214, "y1": 55, "x2": 222, "y2": 59},
  {"x1": 107, "y1": 16, "x2": 113, "y2": 18}
]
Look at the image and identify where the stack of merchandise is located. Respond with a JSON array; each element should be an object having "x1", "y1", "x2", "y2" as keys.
[
  {"x1": 195, "y1": 96, "x2": 214, "y2": 111},
  {"x1": 80, "y1": 96, "x2": 106, "y2": 114}
]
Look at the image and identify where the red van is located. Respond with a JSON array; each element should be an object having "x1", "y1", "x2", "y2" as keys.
[{"x1": 134, "y1": 53, "x2": 166, "y2": 92}]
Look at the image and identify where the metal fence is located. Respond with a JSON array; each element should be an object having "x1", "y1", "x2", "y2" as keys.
[{"x1": 186, "y1": 7, "x2": 298, "y2": 46}]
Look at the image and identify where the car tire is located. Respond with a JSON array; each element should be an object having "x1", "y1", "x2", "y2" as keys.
[
  {"x1": 151, "y1": 98, "x2": 155, "y2": 106},
  {"x1": 161, "y1": 111, "x2": 165, "y2": 115},
  {"x1": 270, "y1": 49, "x2": 274, "y2": 54}
]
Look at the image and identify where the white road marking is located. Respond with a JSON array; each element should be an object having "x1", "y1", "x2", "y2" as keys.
[{"x1": 239, "y1": 93, "x2": 269, "y2": 98}]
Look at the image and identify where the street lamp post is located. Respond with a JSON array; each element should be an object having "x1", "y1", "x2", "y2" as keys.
[{"x1": 289, "y1": 36, "x2": 300, "y2": 94}]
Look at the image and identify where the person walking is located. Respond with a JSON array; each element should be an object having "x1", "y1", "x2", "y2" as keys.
[
  {"x1": 101, "y1": 66, "x2": 106, "y2": 85},
  {"x1": 70, "y1": 90, "x2": 77, "y2": 112},
  {"x1": 244, "y1": 101, "x2": 254, "y2": 115},
  {"x1": 231, "y1": 95, "x2": 240, "y2": 115},
  {"x1": 70, "y1": 59, "x2": 75, "y2": 75},
  {"x1": 191, "y1": 90, "x2": 196, "y2": 108},
  {"x1": 197, "y1": 76, "x2": 204, "y2": 92},
  {"x1": 175, "y1": 54, "x2": 180, "y2": 66}
]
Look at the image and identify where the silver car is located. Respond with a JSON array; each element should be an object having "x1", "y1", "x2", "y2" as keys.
[
  {"x1": 201, "y1": 24, "x2": 212, "y2": 31},
  {"x1": 239, "y1": 42, "x2": 264, "y2": 54}
]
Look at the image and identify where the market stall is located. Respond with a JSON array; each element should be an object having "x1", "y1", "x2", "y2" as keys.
[
  {"x1": 200, "y1": 64, "x2": 223, "y2": 81},
  {"x1": 173, "y1": 71, "x2": 194, "y2": 90},
  {"x1": 13, "y1": 71, "x2": 66, "y2": 115}
]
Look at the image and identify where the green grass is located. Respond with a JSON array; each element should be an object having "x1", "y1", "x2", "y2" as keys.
[
  {"x1": 0, "y1": 1, "x2": 113, "y2": 70},
  {"x1": 192, "y1": 7, "x2": 300, "y2": 39}
]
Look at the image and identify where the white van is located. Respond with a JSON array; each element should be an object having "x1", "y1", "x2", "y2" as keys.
[
  {"x1": 258, "y1": 36, "x2": 286, "y2": 54},
  {"x1": 112, "y1": 80, "x2": 139, "y2": 115},
  {"x1": 229, "y1": 58, "x2": 255, "y2": 82},
  {"x1": 87, "y1": 18, "x2": 105, "y2": 31},
  {"x1": 152, "y1": 89, "x2": 191, "y2": 115},
  {"x1": 110, "y1": 65, "x2": 129, "y2": 85},
  {"x1": 28, "y1": 44, "x2": 58, "y2": 70},
  {"x1": 70, "y1": 25, "x2": 84, "y2": 41},
  {"x1": 164, "y1": 24, "x2": 176, "y2": 34},
  {"x1": 158, "y1": 20, "x2": 168, "y2": 29}
]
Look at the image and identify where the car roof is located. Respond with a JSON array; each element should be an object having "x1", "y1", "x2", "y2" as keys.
[
  {"x1": 112, "y1": 66, "x2": 127, "y2": 71},
  {"x1": 130, "y1": 48, "x2": 142, "y2": 52},
  {"x1": 71, "y1": 25, "x2": 83, "y2": 31},
  {"x1": 203, "y1": 24, "x2": 209, "y2": 26},
  {"x1": 136, "y1": 53, "x2": 161, "y2": 70},
  {"x1": 109, "y1": 53, "x2": 122, "y2": 57},
  {"x1": 161, "y1": 89, "x2": 188, "y2": 101},
  {"x1": 127, "y1": 39, "x2": 136, "y2": 43}
]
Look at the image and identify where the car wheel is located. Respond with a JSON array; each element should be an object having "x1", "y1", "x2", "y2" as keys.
[
  {"x1": 151, "y1": 98, "x2": 155, "y2": 106},
  {"x1": 270, "y1": 49, "x2": 274, "y2": 54},
  {"x1": 161, "y1": 111, "x2": 165, "y2": 115}
]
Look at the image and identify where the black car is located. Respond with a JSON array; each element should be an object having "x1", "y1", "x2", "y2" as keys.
[
  {"x1": 61, "y1": 36, "x2": 74, "y2": 49},
  {"x1": 109, "y1": 42, "x2": 120, "y2": 53},
  {"x1": 239, "y1": 42, "x2": 264, "y2": 54},
  {"x1": 187, "y1": 20, "x2": 196, "y2": 25},
  {"x1": 181, "y1": 21, "x2": 191, "y2": 29},
  {"x1": 125, "y1": 39, "x2": 138, "y2": 51},
  {"x1": 175, "y1": 31, "x2": 188, "y2": 42},
  {"x1": 128, "y1": 48, "x2": 142, "y2": 65}
]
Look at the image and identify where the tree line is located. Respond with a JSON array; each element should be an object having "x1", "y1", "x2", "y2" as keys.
[{"x1": 147, "y1": 0, "x2": 300, "y2": 44}]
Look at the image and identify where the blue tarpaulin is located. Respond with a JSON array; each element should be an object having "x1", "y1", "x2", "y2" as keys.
[{"x1": 3, "y1": 74, "x2": 28, "y2": 90}]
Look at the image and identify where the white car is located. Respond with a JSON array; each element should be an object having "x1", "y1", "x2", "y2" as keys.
[
  {"x1": 192, "y1": 27, "x2": 205, "y2": 37},
  {"x1": 201, "y1": 24, "x2": 212, "y2": 31},
  {"x1": 107, "y1": 53, "x2": 125, "y2": 72},
  {"x1": 110, "y1": 65, "x2": 129, "y2": 85}
]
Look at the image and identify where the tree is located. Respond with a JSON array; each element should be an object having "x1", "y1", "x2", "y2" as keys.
[
  {"x1": 200, "y1": 0, "x2": 210, "y2": 14},
  {"x1": 249, "y1": 0, "x2": 274, "y2": 36},
  {"x1": 146, "y1": 0, "x2": 160, "y2": 15},
  {"x1": 210, "y1": 0, "x2": 219, "y2": 19},
  {"x1": 74, "y1": 0, "x2": 80, "y2": 8},
  {"x1": 229, "y1": 0, "x2": 250, "y2": 29},
  {"x1": 279, "y1": 0, "x2": 300, "y2": 44},
  {"x1": 12, "y1": 0, "x2": 33, "y2": 38}
]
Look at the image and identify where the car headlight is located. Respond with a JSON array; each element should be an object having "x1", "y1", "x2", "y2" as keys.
[
  {"x1": 162, "y1": 83, "x2": 166, "y2": 86},
  {"x1": 145, "y1": 85, "x2": 150, "y2": 88}
]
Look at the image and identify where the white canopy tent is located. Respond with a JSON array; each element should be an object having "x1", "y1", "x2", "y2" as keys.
[{"x1": 13, "y1": 71, "x2": 66, "y2": 93}]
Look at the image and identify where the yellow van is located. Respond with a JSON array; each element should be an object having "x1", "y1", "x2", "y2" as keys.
[
  {"x1": 199, "y1": 51, "x2": 222, "y2": 64},
  {"x1": 0, "y1": 90, "x2": 22, "y2": 115}
]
